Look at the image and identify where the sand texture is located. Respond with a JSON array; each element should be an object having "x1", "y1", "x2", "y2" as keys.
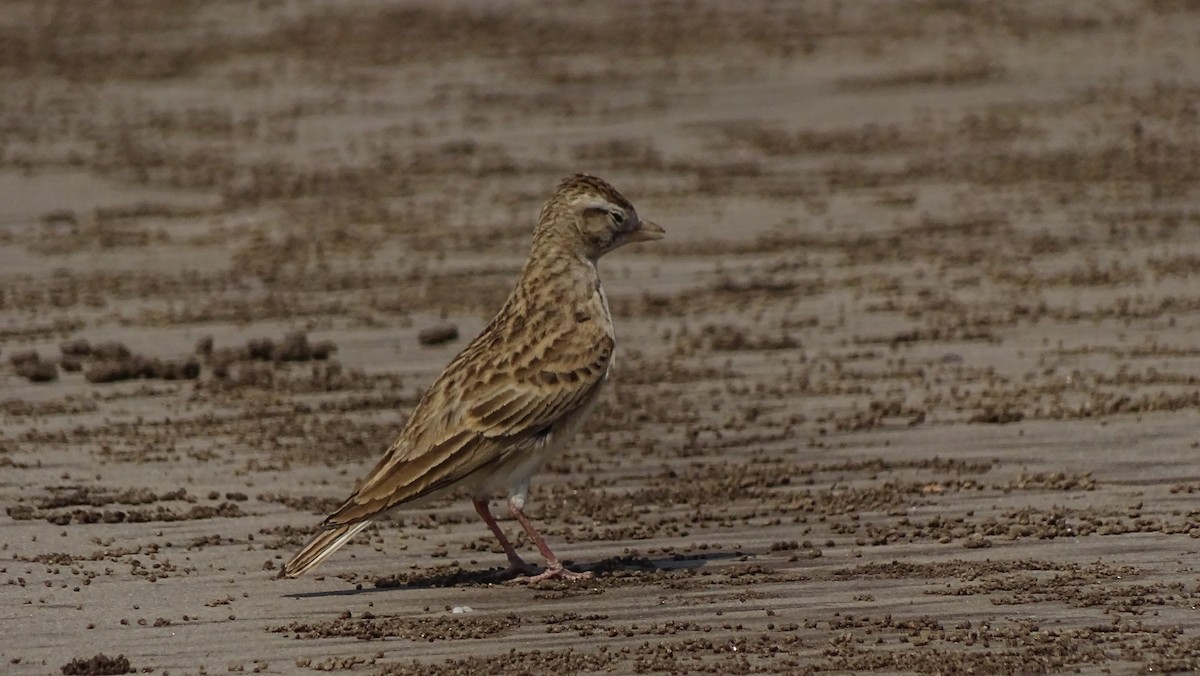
[{"x1": 4, "y1": 1, "x2": 1200, "y2": 673}]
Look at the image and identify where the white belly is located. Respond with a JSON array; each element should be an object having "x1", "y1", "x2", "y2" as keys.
[{"x1": 472, "y1": 373, "x2": 608, "y2": 507}]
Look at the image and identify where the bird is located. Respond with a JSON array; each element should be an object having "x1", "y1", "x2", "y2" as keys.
[{"x1": 277, "y1": 174, "x2": 664, "y2": 583}]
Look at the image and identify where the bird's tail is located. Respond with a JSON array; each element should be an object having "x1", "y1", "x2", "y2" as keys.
[{"x1": 276, "y1": 520, "x2": 373, "y2": 579}]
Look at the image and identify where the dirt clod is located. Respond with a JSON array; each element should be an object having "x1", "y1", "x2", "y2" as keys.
[
  {"x1": 418, "y1": 324, "x2": 459, "y2": 346},
  {"x1": 60, "y1": 653, "x2": 132, "y2": 675}
]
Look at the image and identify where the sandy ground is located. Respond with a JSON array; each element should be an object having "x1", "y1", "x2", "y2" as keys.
[{"x1": 4, "y1": 1, "x2": 1200, "y2": 673}]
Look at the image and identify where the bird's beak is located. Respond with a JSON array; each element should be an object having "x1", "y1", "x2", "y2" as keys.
[{"x1": 628, "y1": 219, "x2": 665, "y2": 243}]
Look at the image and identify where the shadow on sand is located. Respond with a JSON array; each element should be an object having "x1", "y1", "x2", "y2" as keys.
[{"x1": 283, "y1": 550, "x2": 741, "y2": 599}]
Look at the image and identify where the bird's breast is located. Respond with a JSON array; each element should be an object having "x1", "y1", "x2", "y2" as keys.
[{"x1": 586, "y1": 284, "x2": 616, "y2": 375}]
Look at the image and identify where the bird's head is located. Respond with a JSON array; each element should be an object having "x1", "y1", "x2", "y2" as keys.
[{"x1": 537, "y1": 174, "x2": 664, "y2": 260}]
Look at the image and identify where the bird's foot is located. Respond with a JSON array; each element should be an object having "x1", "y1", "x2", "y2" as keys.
[{"x1": 511, "y1": 564, "x2": 592, "y2": 584}]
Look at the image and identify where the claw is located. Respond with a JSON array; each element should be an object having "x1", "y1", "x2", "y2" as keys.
[{"x1": 511, "y1": 565, "x2": 592, "y2": 584}]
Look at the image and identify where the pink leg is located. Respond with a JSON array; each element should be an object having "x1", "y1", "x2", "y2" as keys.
[
  {"x1": 508, "y1": 497, "x2": 592, "y2": 583},
  {"x1": 472, "y1": 500, "x2": 537, "y2": 575}
]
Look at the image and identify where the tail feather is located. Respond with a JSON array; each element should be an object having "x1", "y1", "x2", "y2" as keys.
[{"x1": 276, "y1": 520, "x2": 374, "y2": 579}]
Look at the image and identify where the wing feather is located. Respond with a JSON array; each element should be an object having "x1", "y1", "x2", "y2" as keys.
[{"x1": 323, "y1": 329, "x2": 612, "y2": 526}]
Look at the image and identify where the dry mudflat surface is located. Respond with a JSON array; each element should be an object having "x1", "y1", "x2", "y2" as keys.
[{"x1": 5, "y1": 1, "x2": 1200, "y2": 673}]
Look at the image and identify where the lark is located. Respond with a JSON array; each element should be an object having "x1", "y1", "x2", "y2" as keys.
[{"x1": 278, "y1": 174, "x2": 663, "y2": 583}]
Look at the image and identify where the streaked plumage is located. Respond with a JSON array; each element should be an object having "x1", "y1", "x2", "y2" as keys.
[{"x1": 278, "y1": 174, "x2": 663, "y2": 582}]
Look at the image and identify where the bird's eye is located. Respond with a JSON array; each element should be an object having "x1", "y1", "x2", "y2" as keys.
[{"x1": 610, "y1": 211, "x2": 626, "y2": 226}]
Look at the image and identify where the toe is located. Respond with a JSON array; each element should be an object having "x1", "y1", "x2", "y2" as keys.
[{"x1": 512, "y1": 565, "x2": 593, "y2": 584}]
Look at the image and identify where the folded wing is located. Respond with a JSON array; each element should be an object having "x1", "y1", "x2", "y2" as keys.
[{"x1": 322, "y1": 332, "x2": 614, "y2": 526}]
